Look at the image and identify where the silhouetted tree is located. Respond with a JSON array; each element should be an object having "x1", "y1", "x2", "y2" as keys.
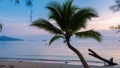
[
  {"x1": 31, "y1": 0, "x2": 102, "y2": 68},
  {"x1": 110, "y1": 0, "x2": 120, "y2": 12},
  {"x1": 0, "y1": 0, "x2": 33, "y2": 6},
  {"x1": 110, "y1": 24, "x2": 120, "y2": 33},
  {"x1": 110, "y1": 0, "x2": 120, "y2": 33},
  {"x1": 0, "y1": 24, "x2": 2, "y2": 32}
]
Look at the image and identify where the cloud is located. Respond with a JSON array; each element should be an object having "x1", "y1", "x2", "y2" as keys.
[
  {"x1": 0, "y1": 16, "x2": 30, "y2": 24},
  {"x1": 0, "y1": 16, "x2": 51, "y2": 39},
  {"x1": 0, "y1": 23, "x2": 49, "y2": 37},
  {"x1": 0, "y1": 11, "x2": 120, "y2": 39},
  {"x1": 0, "y1": 16, "x2": 16, "y2": 23},
  {"x1": 87, "y1": 12, "x2": 120, "y2": 30}
]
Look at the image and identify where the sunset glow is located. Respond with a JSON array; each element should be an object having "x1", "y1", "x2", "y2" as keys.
[{"x1": 0, "y1": 0, "x2": 119, "y2": 37}]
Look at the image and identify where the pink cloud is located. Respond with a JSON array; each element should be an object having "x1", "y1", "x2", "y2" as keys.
[{"x1": 1, "y1": 23, "x2": 49, "y2": 37}]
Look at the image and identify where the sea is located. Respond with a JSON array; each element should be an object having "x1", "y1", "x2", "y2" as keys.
[{"x1": 0, "y1": 32, "x2": 119, "y2": 66}]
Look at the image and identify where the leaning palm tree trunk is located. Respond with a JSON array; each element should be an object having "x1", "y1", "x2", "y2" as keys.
[
  {"x1": 31, "y1": 1, "x2": 102, "y2": 68},
  {"x1": 66, "y1": 40, "x2": 89, "y2": 68}
]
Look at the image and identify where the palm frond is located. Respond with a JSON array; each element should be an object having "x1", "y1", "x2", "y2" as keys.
[
  {"x1": 10, "y1": 0, "x2": 33, "y2": 6},
  {"x1": 75, "y1": 30, "x2": 102, "y2": 42},
  {"x1": 31, "y1": 18, "x2": 63, "y2": 34},
  {"x1": 0, "y1": 24, "x2": 2, "y2": 32},
  {"x1": 111, "y1": 24, "x2": 120, "y2": 30},
  {"x1": 62, "y1": 0, "x2": 78, "y2": 31},
  {"x1": 110, "y1": 24, "x2": 120, "y2": 33},
  {"x1": 46, "y1": 1, "x2": 65, "y2": 31},
  {"x1": 47, "y1": 1, "x2": 62, "y2": 19},
  {"x1": 71, "y1": 8, "x2": 98, "y2": 33},
  {"x1": 49, "y1": 35, "x2": 64, "y2": 45},
  {"x1": 46, "y1": 0, "x2": 78, "y2": 32}
]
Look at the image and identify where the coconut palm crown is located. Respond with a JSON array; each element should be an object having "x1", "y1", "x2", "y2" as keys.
[{"x1": 31, "y1": 0, "x2": 102, "y2": 68}]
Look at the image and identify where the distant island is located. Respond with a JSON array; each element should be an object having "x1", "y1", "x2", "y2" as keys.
[{"x1": 0, "y1": 36, "x2": 23, "y2": 41}]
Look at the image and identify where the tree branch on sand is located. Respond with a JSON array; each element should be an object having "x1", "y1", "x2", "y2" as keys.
[{"x1": 88, "y1": 49, "x2": 117, "y2": 66}]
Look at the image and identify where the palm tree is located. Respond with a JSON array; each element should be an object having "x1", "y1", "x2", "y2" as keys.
[
  {"x1": 0, "y1": 0, "x2": 33, "y2": 6},
  {"x1": 31, "y1": 0, "x2": 102, "y2": 68},
  {"x1": 0, "y1": 24, "x2": 2, "y2": 32},
  {"x1": 110, "y1": 0, "x2": 120, "y2": 12},
  {"x1": 110, "y1": 25, "x2": 120, "y2": 33},
  {"x1": 110, "y1": 0, "x2": 120, "y2": 33}
]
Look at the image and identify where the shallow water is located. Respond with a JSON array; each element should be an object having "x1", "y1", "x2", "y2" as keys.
[{"x1": 0, "y1": 36, "x2": 119, "y2": 66}]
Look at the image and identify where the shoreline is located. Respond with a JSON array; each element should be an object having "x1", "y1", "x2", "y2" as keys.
[
  {"x1": 0, "y1": 58, "x2": 105, "y2": 66},
  {"x1": 0, "y1": 60, "x2": 119, "y2": 68}
]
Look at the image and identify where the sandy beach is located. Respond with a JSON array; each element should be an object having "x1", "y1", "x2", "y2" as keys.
[{"x1": 0, "y1": 60, "x2": 119, "y2": 68}]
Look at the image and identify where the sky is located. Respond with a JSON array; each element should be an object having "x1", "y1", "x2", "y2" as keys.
[{"x1": 0, "y1": 0, "x2": 120, "y2": 40}]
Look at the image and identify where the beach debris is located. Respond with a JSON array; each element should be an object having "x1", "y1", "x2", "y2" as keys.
[
  {"x1": 19, "y1": 61, "x2": 23, "y2": 63},
  {"x1": 65, "y1": 61, "x2": 68, "y2": 64},
  {"x1": 88, "y1": 49, "x2": 117, "y2": 66},
  {"x1": 0, "y1": 65, "x2": 6, "y2": 68},
  {"x1": 9, "y1": 65, "x2": 14, "y2": 68},
  {"x1": 42, "y1": 39, "x2": 46, "y2": 41}
]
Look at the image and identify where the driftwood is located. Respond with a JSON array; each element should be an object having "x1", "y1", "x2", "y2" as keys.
[{"x1": 88, "y1": 49, "x2": 117, "y2": 66}]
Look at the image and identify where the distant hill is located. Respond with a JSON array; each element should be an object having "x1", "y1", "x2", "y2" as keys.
[{"x1": 0, "y1": 36, "x2": 23, "y2": 41}]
